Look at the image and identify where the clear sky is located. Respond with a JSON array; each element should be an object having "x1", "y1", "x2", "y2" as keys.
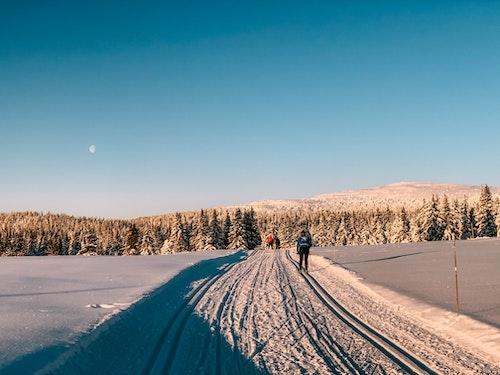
[{"x1": 1, "y1": 1, "x2": 500, "y2": 218}]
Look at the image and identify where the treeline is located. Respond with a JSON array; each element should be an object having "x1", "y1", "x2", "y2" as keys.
[
  {"x1": 0, "y1": 209, "x2": 261, "y2": 256},
  {"x1": 1, "y1": 186, "x2": 499, "y2": 256}
]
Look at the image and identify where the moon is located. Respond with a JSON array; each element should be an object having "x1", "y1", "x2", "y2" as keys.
[{"x1": 89, "y1": 144, "x2": 96, "y2": 154}]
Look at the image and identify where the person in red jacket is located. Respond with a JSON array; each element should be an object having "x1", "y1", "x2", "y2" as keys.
[{"x1": 265, "y1": 233, "x2": 274, "y2": 250}]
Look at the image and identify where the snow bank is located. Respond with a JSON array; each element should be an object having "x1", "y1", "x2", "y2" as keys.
[{"x1": 310, "y1": 254, "x2": 500, "y2": 365}]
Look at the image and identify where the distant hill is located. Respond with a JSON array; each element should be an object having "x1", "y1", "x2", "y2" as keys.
[{"x1": 235, "y1": 182, "x2": 500, "y2": 212}]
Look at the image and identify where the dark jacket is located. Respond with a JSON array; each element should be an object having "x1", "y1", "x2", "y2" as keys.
[{"x1": 296, "y1": 235, "x2": 312, "y2": 253}]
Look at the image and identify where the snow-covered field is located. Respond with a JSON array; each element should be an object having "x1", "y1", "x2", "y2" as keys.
[
  {"x1": 314, "y1": 238, "x2": 500, "y2": 328},
  {"x1": 0, "y1": 251, "x2": 237, "y2": 373}
]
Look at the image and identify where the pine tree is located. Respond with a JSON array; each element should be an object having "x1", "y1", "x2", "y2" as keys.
[
  {"x1": 469, "y1": 207, "x2": 477, "y2": 239},
  {"x1": 441, "y1": 196, "x2": 460, "y2": 241},
  {"x1": 348, "y1": 213, "x2": 360, "y2": 245},
  {"x1": 459, "y1": 199, "x2": 472, "y2": 240},
  {"x1": 153, "y1": 226, "x2": 165, "y2": 253},
  {"x1": 392, "y1": 207, "x2": 410, "y2": 243},
  {"x1": 228, "y1": 209, "x2": 246, "y2": 249},
  {"x1": 68, "y1": 230, "x2": 81, "y2": 255},
  {"x1": 183, "y1": 221, "x2": 193, "y2": 251},
  {"x1": 222, "y1": 212, "x2": 232, "y2": 249},
  {"x1": 79, "y1": 228, "x2": 98, "y2": 255},
  {"x1": 243, "y1": 208, "x2": 261, "y2": 250},
  {"x1": 207, "y1": 210, "x2": 223, "y2": 250},
  {"x1": 313, "y1": 214, "x2": 332, "y2": 247},
  {"x1": 422, "y1": 195, "x2": 443, "y2": 241},
  {"x1": 139, "y1": 226, "x2": 155, "y2": 255},
  {"x1": 372, "y1": 210, "x2": 387, "y2": 244},
  {"x1": 336, "y1": 214, "x2": 348, "y2": 246},
  {"x1": 124, "y1": 224, "x2": 140, "y2": 255},
  {"x1": 193, "y1": 210, "x2": 211, "y2": 250},
  {"x1": 477, "y1": 185, "x2": 497, "y2": 237},
  {"x1": 162, "y1": 213, "x2": 188, "y2": 253}
]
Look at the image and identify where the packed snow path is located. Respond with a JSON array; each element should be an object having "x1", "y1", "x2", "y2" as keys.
[
  {"x1": 192, "y1": 249, "x2": 419, "y2": 375},
  {"x1": 43, "y1": 249, "x2": 500, "y2": 374}
]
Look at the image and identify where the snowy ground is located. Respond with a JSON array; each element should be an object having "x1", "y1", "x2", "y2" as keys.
[
  {"x1": 0, "y1": 251, "x2": 236, "y2": 373},
  {"x1": 30, "y1": 248, "x2": 500, "y2": 374},
  {"x1": 313, "y1": 238, "x2": 500, "y2": 328},
  {"x1": 4, "y1": 245, "x2": 500, "y2": 374}
]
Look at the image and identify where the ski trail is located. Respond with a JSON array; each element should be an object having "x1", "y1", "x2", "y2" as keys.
[
  {"x1": 142, "y1": 247, "x2": 500, "y2": 374},
  {"x1": 194, "y1": 249, "x2": 403, "y2": 374}
]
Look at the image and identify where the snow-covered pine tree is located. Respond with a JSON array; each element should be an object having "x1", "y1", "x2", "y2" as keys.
[
  {"x1": 496, "y1": 208, "x2": 500, "y2": 238},
  {"x1": 183, "y1": 220, "x2": 193, "y2": 251},
  {"x1": 123, "y1": 224, "x2": 140, "y2": 255},
  {"x1": 243, "y1": 208, "x2": 261, "y2": 250},
  {"x1": 228, "y1": 209, "x2": 246, "y2": 249},
  {"x1": 373, "y1": 210, "x2": 387, "y2": 244},
  {"x1": 207, "y1": 210, "x2": 223, "y2": 250},
  {"x1": 311, "y1": 213, "x2": 329, "y2": 246},
  {"x1": 336, "y1": 213, "x2": 348, "y2": 246},
  {"x1": 441, "y1": 195, "x2": 460, "y2": 241},
  {"x1": 222, "y1": 212, "x2": 232, "y2": 249},
  {"x1": 410, "y1": 201, "x2": 425, "y2": 242},
  {"x1": 162, "y1": 213, "x2": 188, "y2": 253},
  {"x1": 153, "y1": 226, "x2": 165, "y2": 254},
  {"x1": 459, "y1": 199, "x2": 471, "y2": 240},
  {"x1": 348, "y1": 213, "x2": 360, "y2": 245},
  {"x1": 78, "y1": 228, "x2": 98, "y2": 255},
  {"x1": 68, "y1": 230, "x2": 81, "y2": 255},
  {"x1": 193, "y1": 210, "x2": 211, "y2": 250},
  {"x1": 278, "y1": 214, "x2": 296, "y2": 247},
  {"x1": 391, "y1": 207, "x2": 411, "y2": 243},
  {"x1": 139, "y1": 225, "x2": 155, "y2": 255},
  {"x1": 469, "y1": 207, "x2": 477, "y2": 239},
  {"x1": 358, "y1": 216, "x2": 371, "y2": 245},
  {"x1": 422, "y1": 195, "x2": 443, "y2": 241},
  {"x1": 477, "y1": 185, "x2": 497, "y2": 237}
]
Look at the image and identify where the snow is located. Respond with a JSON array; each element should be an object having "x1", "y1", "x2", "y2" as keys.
[
  {"x1": 234, "y1": 181, "x2": 500, "y2": 212},
  {"x1": 307, "y1": 253, "x2": 500, "y2": 373},
  {"x1": 0, "y1": 251, "x2": 235, "y2": 373},
  {"x1": 3, "y1": 244, "x2": 500, "y2": 374},
  {"x1": 313, "y1": 238, "x2": 500, "y2": 329}
]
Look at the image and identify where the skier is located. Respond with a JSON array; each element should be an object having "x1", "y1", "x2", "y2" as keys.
[
  {"x1": 265, "y1": 233, "x2": 274, "y2": 250},
  {"x1": 274, "y1": 236, "x2": 281, "y2": 250},
  {"x1": 296, "y1": 230, "x2": 312, "y2": 271}
]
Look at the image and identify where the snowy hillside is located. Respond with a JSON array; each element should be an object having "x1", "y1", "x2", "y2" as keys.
[{"x1": 237, "y1": 182, "x2": 500, "y2": 212}]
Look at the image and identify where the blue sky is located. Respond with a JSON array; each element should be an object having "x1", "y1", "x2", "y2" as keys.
[{"x1": 1, "y1": 1, "x2": 500, "y2": 218}]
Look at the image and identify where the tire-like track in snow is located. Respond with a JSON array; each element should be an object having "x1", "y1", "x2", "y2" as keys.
[{"x1": 285, "y1": 249, "x2": 437, "y2": 375}]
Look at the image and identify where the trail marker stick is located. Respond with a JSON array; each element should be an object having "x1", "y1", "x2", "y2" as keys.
[{"x1": 453, "y1": 240, "x2": 460, "y2": 315}]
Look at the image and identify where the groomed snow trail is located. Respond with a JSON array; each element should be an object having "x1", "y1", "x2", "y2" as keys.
[{"x1": 193, "y1": 249, "x2": 406, "y2": 374}]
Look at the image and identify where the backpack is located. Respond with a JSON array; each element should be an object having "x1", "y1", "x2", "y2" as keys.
[{"x1": 297, "y1": 236, "x2": 310, "y2": 251}]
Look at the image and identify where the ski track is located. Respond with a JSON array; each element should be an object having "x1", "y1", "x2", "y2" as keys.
[
  {"x1": 191, "y1": 250, "x2": 405, "y2": 374},
  {"x1": 140, "y1": 248, "x2": 500, "y2": 374}
]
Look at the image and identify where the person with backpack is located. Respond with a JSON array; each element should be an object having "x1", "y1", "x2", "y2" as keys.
[{"x1": 296, "y1": 230, "x2": 312, "y2": 271}]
